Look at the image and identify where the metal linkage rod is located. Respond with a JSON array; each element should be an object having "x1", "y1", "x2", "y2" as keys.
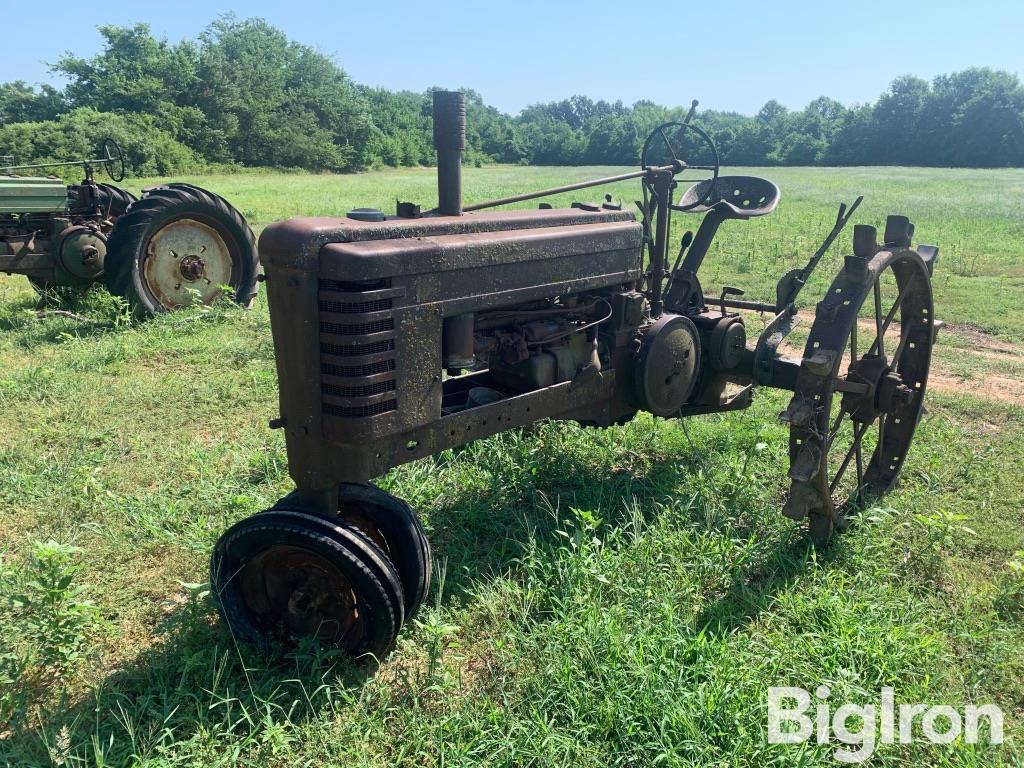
[
  {"x1": 0, "y1": 158, "x2": 105, "y2": 172},
  {"x1": 462, "y1": 164, "x2": 679, "y2": 212}
]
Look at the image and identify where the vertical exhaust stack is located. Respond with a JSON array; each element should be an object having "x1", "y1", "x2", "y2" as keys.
[{"x1": 433, "y1": 90, "x2": 466, "y2": 216}]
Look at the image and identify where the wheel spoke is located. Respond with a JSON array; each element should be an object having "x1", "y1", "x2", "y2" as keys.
[
  {"x1": 659, "y1": 127, "x2": 679, "y2": 164},
  {"x1": 873, "y1": 280, "x2": 885, "y2": 359},
  {"x1": 890, "y1": 322, "x2": 915, "y2": 370},
  {"x1": 866, "y1": 278, "x2": 911, "y2": 359},
  {"x1": 850, "y1": 319, "x2": 858, "y2": 372},
  {"x1": 830, "y1": 421, "x2": 870, "y2": 494},
  {"x1": 855, "y1": 437, "x2": 865, "y2": 506},
  {"x1": 827, "y1": 406, "x2": 848, "y2": 447}
]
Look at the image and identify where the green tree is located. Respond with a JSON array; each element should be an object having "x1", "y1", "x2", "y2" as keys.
[
  {"x1": 55, "y1": 24, "x2": 200, "y2": 116},
  {"x1": 923, "y1": 68, "x2": 1024, "y2": 167},
  {"x1": 3, "y1": 20, "x2": 1022, "y2": 172},
  {"x1": 0, "y1": 82, "x2": 65, "y2": 126},
  {"x1": 872, "y1": 75, "x2": 929, "y2": 164}
]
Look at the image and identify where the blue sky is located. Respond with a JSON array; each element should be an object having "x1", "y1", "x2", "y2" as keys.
[{"x1": 5, "y1": 0, "x2": 1023, "y2": 115}]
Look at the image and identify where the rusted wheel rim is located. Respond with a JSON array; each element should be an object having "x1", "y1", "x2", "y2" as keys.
[
  {"x1": 240, "y1": 544, "x2": 363, "y2": 649},
  {"x1": 143, "y1": 217, "x2": 234, "y2": 308},
  {"x1": 786, "y1": 249, "x2": 933, "y2": 537},
  {"x1": 341, "y1": 509, "x2": 392, "y2": 554}
]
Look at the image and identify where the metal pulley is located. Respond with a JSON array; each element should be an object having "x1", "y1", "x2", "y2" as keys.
[{"x1": 633, "y1": 314, "x2": 701, "y2": 416}]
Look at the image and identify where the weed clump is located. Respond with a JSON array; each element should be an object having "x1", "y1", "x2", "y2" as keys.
[{"x1": 0, "y1": 540, "x2": 106, "y2": 728}]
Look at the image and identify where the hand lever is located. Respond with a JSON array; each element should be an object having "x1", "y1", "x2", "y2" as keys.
[
  {"x1": 663, "y1": 231, "x2": 694, "y2": 296},
  {"x1": 719, "y1": 286, "x2": 744, "y2": 315}
]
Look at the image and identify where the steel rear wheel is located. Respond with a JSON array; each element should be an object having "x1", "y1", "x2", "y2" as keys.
[
  {"x1": 211, "y1": 509, "x2": 404, "y2": 657},
  {"x1": 783, "y1": 248, "x2": 934, "y2": 547},
  {"x1": 104, "y1": 183, "x2": 258, "y2": 317}
]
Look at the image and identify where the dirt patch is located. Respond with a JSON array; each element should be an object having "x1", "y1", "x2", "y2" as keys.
[
  {"x1": 928, "y1": 368, "x2": 1024, "y2": 406},
  {"x1": 788, "y1": 312, "x2": 1024, "y2": 406},
  {"x1": 941, "y1": 323, "x2": 1024, "y2": 356},
  {"x1": 919, "y1": 323, "x2": 1023, "y2": 406}
]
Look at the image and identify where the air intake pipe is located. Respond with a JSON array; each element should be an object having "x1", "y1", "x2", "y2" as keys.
[{"x1": 433, "y1": 90, "x2": 466, "y2": 216}]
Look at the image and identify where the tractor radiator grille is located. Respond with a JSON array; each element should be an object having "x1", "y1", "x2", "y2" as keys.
[
  {"x1": 320, "y1": 297, "x2": 394, "y2": 314},
  {"x1": 322, "y1": 399, "x2": 397, "y2": 419},
  {"x1": 321, "y1": 339, "x2": 395, "y2": 357},
  {"x1": 320, "y1": 318, "x2": 395, "y2": 336},
  {"x1": 322, "y1": 359, "x2": 395, "y2": 378},
  {"x1": 318, "y1": 279, "x2": 398, "y2": 422},
  {"x1": 323, "y1": 379, "x2": 396, "y2": 399}
]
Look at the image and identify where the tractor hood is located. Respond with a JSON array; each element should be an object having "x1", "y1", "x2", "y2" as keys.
[{"x1": 0, "y1": 176, "x2": 69, "y2": 215}]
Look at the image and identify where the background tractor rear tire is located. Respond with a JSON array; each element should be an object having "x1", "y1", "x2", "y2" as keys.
[
  {"x1": 104, "y1": 183, "x2": 257, "y2": 317},
  {"x1": 67, "y1": 183, "x2": 137, "y2": 221},
  {"x1": 95, "y1": 183, "x2": 137, "y2": 219}
]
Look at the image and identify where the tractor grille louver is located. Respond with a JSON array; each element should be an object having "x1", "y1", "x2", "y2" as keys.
[
  {"x1": 320, "y1": 297, "x2": 394, "y2": 314},
  {"x1": 321, "y1": 339, "x2": 395, "y2": 357},
  {"x1": 323, "y1": 379, "x2": 396, "y2": 399},
  {"x1": 320, "y1": 318, "x2": 395, "y2": 336},
  {"x1": 318, "y1": 279, "x2": 398, "y2": 420},
  {"x1": 322, "y1": 359, "x2": 395, "y2": 378},
  {"x1": 322, "y1": 399, "x2": 398, "y2": 419}
]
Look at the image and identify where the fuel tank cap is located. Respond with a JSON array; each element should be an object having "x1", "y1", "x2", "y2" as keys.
[{"x1": 347, "y1": 207, "x2": 386, "y2": 222}]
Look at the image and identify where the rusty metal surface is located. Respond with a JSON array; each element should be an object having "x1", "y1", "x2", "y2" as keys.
[
  {"x1": 328, "y1": 370, "x2": 616, "y2": 481},
  {"x1": 215, "y1": 93, "x2": 946, "y2": 659},
  {"x1": 256, "y1": 94, "x2": 938, "y2": 554},
  {"x1": 781, "y1": 243, "x2": 934, "y2": 545},
  {"x1": 319, "y1": 220, "x2": 641, "y2": 281},
  {"x1": 144, "y1": 218, "x2": 233, "y2": 308},
  {"x1": 259, "y1": 207, "x2": 637, "y2": 272},
  {"x1": 433, "y1": 90, "x2": 466, "y2": 216}
]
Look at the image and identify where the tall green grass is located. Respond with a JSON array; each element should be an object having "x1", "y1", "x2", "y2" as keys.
[{"x1": 0, "y1": 166, "x2": 1020, "y2": 766}]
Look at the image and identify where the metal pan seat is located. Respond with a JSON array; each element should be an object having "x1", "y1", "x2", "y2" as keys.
[{"x1": 674, "y1": 175, "x2": 780, "y2": 218}]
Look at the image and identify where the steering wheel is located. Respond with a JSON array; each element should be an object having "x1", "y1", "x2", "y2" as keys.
[
  {"x1": 640, "y1": 121, "x2": 720, "y2": 211},
  {"x1": 101, "y1": 138, "x2": 126, "y2": 182}
]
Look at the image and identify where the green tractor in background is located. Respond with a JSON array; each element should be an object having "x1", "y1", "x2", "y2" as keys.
[{"x1": 0, "y1": 140, "x2": 258, "y2": 316}]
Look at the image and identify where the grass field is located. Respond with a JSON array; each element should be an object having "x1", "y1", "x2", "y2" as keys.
[{"x1": 0, "y1": 165, "x2": 1022, "y2": 766}]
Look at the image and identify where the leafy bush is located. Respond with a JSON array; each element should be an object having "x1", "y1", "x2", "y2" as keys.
[{"x1": 0, "y1": 107, "x2": 200, "y2": 177}]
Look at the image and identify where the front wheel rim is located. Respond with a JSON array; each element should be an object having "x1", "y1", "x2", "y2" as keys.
[{"x1": 239, "y1": 544, "x2": 364, "y2": 649}]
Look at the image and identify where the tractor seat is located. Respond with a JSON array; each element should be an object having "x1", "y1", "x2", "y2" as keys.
[{"x1": 673, "y1": 175, "x2": 780, "y2": 219}]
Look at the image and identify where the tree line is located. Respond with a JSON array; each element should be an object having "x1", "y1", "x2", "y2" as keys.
[{"x1": 1, "y1": 16, "x2": 1022, "y2": 175}]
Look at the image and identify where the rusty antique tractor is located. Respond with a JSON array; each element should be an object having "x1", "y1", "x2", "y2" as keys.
[
  {"x1": 0, "y1": 141, "x2": 258, "y2": 315},
  {"x1": 211, "y1": 91, "x2": 938, "y2": 658}
]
